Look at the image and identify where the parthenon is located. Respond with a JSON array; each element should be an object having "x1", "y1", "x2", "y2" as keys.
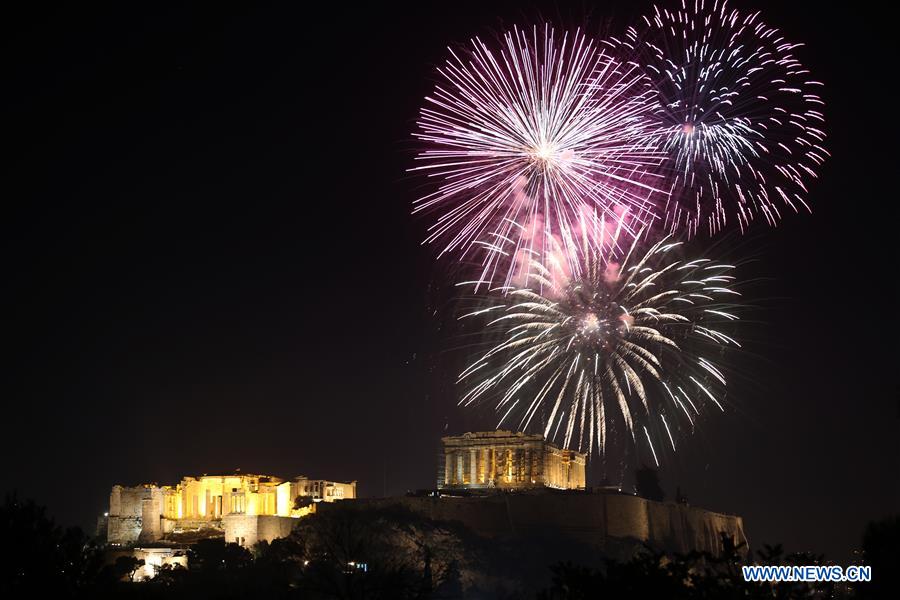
[{"x1": 438, "y1": 431, "x2": 586, "y2": 491}]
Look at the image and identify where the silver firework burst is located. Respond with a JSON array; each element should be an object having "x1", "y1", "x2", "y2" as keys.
[{"x1": 458, "y1": 235, "x2": 743, "y2": 461}]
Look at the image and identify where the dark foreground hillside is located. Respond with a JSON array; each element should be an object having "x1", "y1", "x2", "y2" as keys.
[{"x1": 2, "y1": 494, "x2": 898, "y2": 598}]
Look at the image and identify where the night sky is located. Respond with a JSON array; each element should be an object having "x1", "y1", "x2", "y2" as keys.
[{"x1": 3, "y1": 1, "x2": 896, "y2": 563}]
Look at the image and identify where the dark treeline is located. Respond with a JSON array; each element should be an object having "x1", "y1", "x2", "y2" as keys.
[{"x1": 2, "y1": 493, "x2": 897, "y2": 599}]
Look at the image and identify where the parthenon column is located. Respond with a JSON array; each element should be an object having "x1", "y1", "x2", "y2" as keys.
[
  {"x1": 444, "y1": 451, "x2": 452, "y2": 485},
  {"x1": 524, "y1": 448, "x2": 531, "y2": 484}
]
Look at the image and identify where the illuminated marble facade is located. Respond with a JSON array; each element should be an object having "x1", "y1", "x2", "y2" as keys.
[
  {"x1": 104, "y1": 472, "x2": 355, "y2": 545},
  {"x1": 437, "y1": 431, "x2": 586, "y2": 491}
]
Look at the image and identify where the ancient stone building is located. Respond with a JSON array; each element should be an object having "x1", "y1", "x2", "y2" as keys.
[
  {"x1": 103, "y1": 472, "x2": 356, "y2": 546},
  {"x1": 438, "y1": 431, "x2": 586, "y2": 491}
]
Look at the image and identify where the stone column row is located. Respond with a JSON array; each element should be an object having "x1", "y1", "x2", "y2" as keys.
[{"x1": 444, "y1": 444, "x2": 546, "y2": 487}]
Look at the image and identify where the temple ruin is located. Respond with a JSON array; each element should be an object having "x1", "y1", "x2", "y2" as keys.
[
  {"x1": 437, "y1": 430, "x2": 586, "y2": 491},
  {"x1": 100, "y1": 472, "x2": 355, "y2": 547}
]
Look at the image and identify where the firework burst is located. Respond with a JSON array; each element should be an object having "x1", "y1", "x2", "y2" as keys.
[
  {"x1": 457, "y1": 234, "x2": 743, "y2": 461},
  {"x1": 412, "y1": 24, "x2": 666, "y2": 288},
  {"x1": 613, "y1": 0, "x2": 828, "y2": 236}
]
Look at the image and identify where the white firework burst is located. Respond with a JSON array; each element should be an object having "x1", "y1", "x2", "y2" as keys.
[
  {"x1": 458, "y1": 234, "x2": 743, "y2": 461},
  {"x1": 611, "y1": 0, "x2": 829, "y2": 236},
  {"x1": 412, "y1": 24, "x2": 667, "y2": 287}
]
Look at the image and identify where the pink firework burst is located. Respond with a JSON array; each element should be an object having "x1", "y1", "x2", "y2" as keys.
[
  {"x1": 411, "y1": 24, "x2": 667, "y2": 288},
  {"x1": 613, "y1": 0, "x2": 829, "y2": 236}
]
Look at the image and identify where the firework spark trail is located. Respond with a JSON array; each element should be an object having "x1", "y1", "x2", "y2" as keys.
[
  {"x1": 610, "y1": 0, "x2": 828, "y2": 237},
  {"x1": 412, "y1": 24, "x2": 668, "y2": 288},
  {"x1": 457, "y1": 233, "x2": 743, "y2": 459}
]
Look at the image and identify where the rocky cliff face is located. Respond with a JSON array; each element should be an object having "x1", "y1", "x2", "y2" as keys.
[{"x1": 352, "y1": 491, "x2": 747, "y2": 559}]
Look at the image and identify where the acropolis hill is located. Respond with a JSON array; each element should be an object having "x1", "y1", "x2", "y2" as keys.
[
  {"x1": 100, "y1": 431, "x2": 748, "y2": 566},
  {"x1": 377, "y1": 431, "x2": 747, "y2": 559}
]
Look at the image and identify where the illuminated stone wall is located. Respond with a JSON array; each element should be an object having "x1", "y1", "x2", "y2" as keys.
[
  {"x1": 437, "y1": 431, "x2": 586, "y2": 491},
  {"x1": 224, "y1": 514, "x2": 297, "y2": 547},
  {"x1": 107, "y1": 485, "x2": 160, "y2": 545},
  {"x1": 344, "y1": 492, "x2": 748, "y2": 559},
  {"x1": 138, "y1": 488, "x2": 165, "y2": 543}
]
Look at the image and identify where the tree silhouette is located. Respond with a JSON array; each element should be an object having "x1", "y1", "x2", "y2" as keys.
[
  {"x1": 539, "y1": 533, "x2": 839, "y2": 600},
  {"x1": 858, "y1": 515, "x2": 900, "y2": 599},
  {"x1": 5, "y1": 493, "x2": 885, "y2": 599},
  {"x1": 112, "y1": 555, "x2": 144, "y2": 582},
  {"x1": 0, "y1": 492, "x2": 103, "y2": 595},
  {"x1": 188, "y1": 538, "x2": 252, "y2": 573}
]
